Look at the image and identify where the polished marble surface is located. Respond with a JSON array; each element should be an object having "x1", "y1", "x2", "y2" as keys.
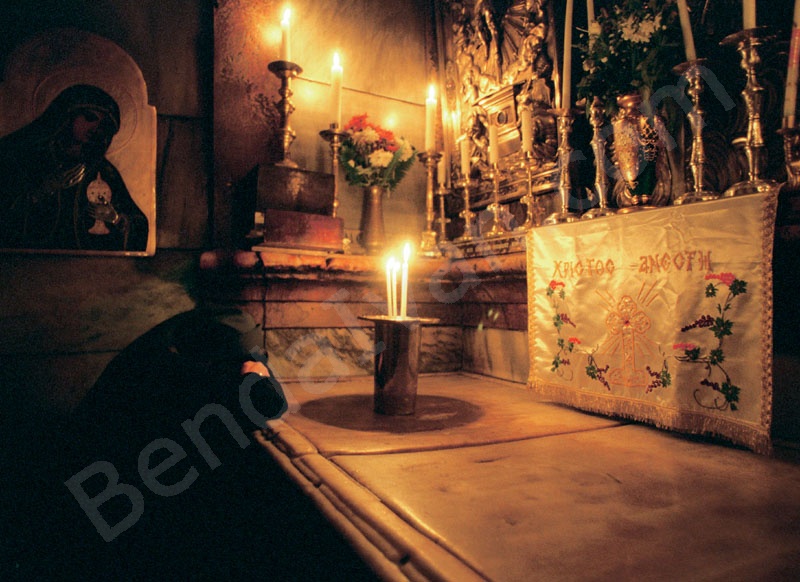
[{"x1": 259, "y1": 373, "x2": 800, "y2": 581}]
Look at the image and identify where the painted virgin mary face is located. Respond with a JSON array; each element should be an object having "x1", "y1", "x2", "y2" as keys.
[{"x1": 68, "y1": 108, "x2": 116, "y2": 159}]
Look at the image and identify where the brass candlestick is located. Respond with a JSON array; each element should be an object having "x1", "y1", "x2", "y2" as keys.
[
  {"x1": 582, "y1": 97, "x2": 616, "y2": 219},
  {"x1": 436, "y1": 184, "x2": 451, "y2": 243},
  {"x1": 720, "y1": 28, "x2": 778, "y2": 197},
  {"x1": 418, "y1": 151, "x2": 442, "y2": 256},
  {"x1": 268, "y1": 60, "x2": 303, "y2": 167},
  {"x1": 672, "y1": 59, "x2": 719, "y2": 205},
  {"x1": 455, "y1": 178, "x2": 476, "y2": 242},
  {"x1": 484, "y1": 163, "x2": 509, "y2": 237},
  {"x1": 515, "y1": 152, "x2": 544, "y2": 230},
  {"x1": 544, "y1": 108, "x2": 581, "y2": 224},
  {"x1": 319, "y1": 123, "x2": 347, "y2": 218}
]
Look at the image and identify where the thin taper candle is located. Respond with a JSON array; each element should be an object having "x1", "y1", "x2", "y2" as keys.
[
  {"x1": 488, "y1": 124, "x2": 499, "y2": 165},
  {"x1": 425, "y1": 85, "x2": 437, "y2": 151},
  {"x1": 400, "y1": 243, "x2": 410, "y2": 318},
  {"x1": 460, "y1": 136, "x2": 470, "y2": 178},
  {"x1": 331, "y1": 52, "x2": 343, "y2": 129},
  {"x1": 520, "y1": 108, "x2": 533, "y2": 153},
  {"x1": 280, "y1": 8, "x2": 291, "y2": 62},
  {"x1": 586, "y1": 0, "x2": 595, "y2": 23},
  {"x1": 785, "y1": 0, "x2": 800, "y2": 128},
  {"x1": 386, "y1": 257, "x2": 395, "y2": 317},
  {"x1": 743, "y1": 0, "x2": 756, "y2": 29},
  {"x1": 562, "y1": 0, "x2": 574, "y2": 109},
  {"x1": 391, "y1": 260, "x2": 399, "y2": 319},
  {"x1": 677, "y1": 0, "x2": 697, "y2": 62}
]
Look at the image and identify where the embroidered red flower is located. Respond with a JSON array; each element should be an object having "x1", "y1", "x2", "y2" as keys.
[
  {"x1": 672, "y1": 342, "x2": 696, "y2": 350},
  {"x1": 568, "y1": 337, "x2": 581, "y2": 344},
  {"x1": 549, "y1": 280, "x2": 565, "y2": 290},
  {"x1": 704, "y1": 272, "x2": 736, "y2": 286}
]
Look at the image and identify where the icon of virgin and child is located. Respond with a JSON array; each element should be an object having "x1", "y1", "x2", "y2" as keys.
[{"x1": 0, "y1": 84, "x2": 148, "y2": 252}]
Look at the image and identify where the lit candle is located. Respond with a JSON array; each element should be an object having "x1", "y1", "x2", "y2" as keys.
[
  {"x1": 392, "y1": 259, "x2": 399, "y2": 319},
  {"x1": 425, "y1": 84, "x2": 437, "y2": 151},
  {"x1": 520, "y1": 107, "x2": 533, "y2": 154},
  {"x1": 400, "y1": 242, "x2": 410, "y2": 318},
  {"x1": 386, "y1": 257, "x2": 396, "y2": 317},
  {"x1": 280, "y1": 8, "x2": 291, "y2": 62},
  {"x1": 562, "y1": 0, "x2": 574, "y2": 109},
  {"x1": 586, "y1": 0, "x2": 595, "y2": 23},
  {"x1": 785, "y1": 0, "x2": 800, "y2": 128},
  {"x1": 331, "y1": 52, "x2": 343, "y2": 129},
  {"x1": 743, "y1": 0, "x2": 756, "y2": 29},
  {"x1": 488, "y1": 124, "x2": 499, "y2": 165},
  {"x1": 677, "y1": 0, "x2": 697, "y2": 62},
  {"x1": 460, "y1": 136, "x2": 470, "y2": 178}
]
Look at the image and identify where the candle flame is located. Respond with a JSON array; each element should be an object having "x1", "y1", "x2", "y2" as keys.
[
  {"x1": 427, "y1": 84, "x2": 436, "y2": 102},
  {"x1": 403, "y1": 242, "x2": 411, "y2": 262},
  {"x1": 332, "y1": 52, "x2": 341, "y2": 69},
  {"x1": 281, "y1": 8, "x2": 291, "y2": 26}
]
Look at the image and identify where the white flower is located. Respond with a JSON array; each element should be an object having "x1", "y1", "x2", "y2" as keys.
[
  {"x1": 368, "y1": 149, "x2": 394, "y2": 168},
  {"x1": 396, "y1": 138, "x2": 414, "y2": 162},
  {"x1": 354, "y1": 127, "x2": 379, "y2": 145}
]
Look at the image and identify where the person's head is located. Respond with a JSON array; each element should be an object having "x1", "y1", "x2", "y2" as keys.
[{"x1": 46, "y1": 85, "x2": 121, "y2": 161}]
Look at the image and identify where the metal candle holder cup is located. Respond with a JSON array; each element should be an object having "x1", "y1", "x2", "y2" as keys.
[
  {"x1": 720, "y1": 28, "x2": 778, "y2": 197},
  {"x1": 544, "y1": 108, "x2": 581, "y2": 224},
  {"x1": 268, "y1": 60, "x2": 303, "y2": 167}
]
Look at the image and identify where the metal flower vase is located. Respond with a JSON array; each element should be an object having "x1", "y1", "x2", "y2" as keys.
[
  {"x1": 611, "y1": 93, "x2": 671, "y2": 211},
  {"x1": 359, "y1": 184, "x2": 386, "y2": 255}
]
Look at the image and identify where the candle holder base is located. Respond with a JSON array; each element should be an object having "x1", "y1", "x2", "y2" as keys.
[
  {"x1": 419, "y1": 230, "x2": 440, "y2": 257},
  {"x1": 723, "y1": 178, "x2": 779, "y2": 198},
  {"x1": 673, "y1": 190, "x2": 720, "y2": 205},
  {"x1": 543, "y1": 210, "x2": 580, "y2": 225},
  {"x1": 581, "y1": 206, "x2": 616, "y2": 220}
]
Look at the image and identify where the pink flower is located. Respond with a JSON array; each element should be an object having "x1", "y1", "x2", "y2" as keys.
[
  {"x1": 672, "y1": 342, "x2": 696, "y2": 351},
  {"x1": 704, "y1": 272, "x2": 736, "y2": 286}
]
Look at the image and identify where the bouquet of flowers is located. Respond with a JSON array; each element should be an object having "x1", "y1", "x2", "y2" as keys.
[
  {"x1": 576, "y1": 0, "x2": 684, "y2": 114},
  {"x1": 338, "y1": 114, "x2": 416, "y2": 191}
]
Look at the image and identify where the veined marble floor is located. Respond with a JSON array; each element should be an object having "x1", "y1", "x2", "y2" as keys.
[{"x1": 257, "y1": 373, "x2": 800, "y2": 581}]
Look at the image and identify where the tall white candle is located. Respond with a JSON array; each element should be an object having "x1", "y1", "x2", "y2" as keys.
[
  {"x1": 785, "y1": 0, "x2": 800, "y2": 128},
  {"x1": 488, "y1": 124, "x2": 499, "y2": 165},
  {"x1": 743, "y1": 0, "x2": 756, "y2": 29},
  {"x1": 677, "y1": 0, "x2": 697, "y2": 62},
  {"x1": 400, "y1": 243, "x2": 410, "y2": 318},
  {"x1": 385, "y1": 257, "x2": 394, "y2": 317},
  {"x1": 391, "y1": 260, "x2": 399, "y2": 319},
  {"x1": 520, "y1": 107, "x2": 533, "y2": 153},
  {"x1": 331, "y1": 53, "x2": 343, "y2": 129},
  {"x1": 562, "y1": 0, "x2": 574, "y2": 109},
  {"x1": 586, "y1": 0, "x2": 595, "y2": 23},
  {"x1": 280, "y1": 8, "x2": 291, "y2": 62},
  {"x1": 460, "y1": 136, "x2": 470, "y2": 178},
  {"x1": 425, "y1": 85, "x2": 437, "y2": 151}
]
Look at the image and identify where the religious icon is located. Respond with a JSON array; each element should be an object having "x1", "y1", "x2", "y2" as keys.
[{"x1": 0, "y1": 84, "x2": 149, "y2": 252}]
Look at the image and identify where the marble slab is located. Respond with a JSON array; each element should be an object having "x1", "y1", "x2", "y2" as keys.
[
  {"x1": 268, "y1": 373, "x2": 622, "y2": 456},
  {"x1": 331, "y1": 424, "x2": 800, "y2": 581}
]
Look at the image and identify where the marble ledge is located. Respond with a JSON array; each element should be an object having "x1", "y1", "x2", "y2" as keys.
[{"x1": 199, "y1": 248, "x2": 527, "y2": 281}]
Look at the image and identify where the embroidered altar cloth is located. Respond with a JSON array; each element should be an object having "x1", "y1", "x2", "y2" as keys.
[{"x1": 527, "y1": 192, "x2": 777, "y2": 453}]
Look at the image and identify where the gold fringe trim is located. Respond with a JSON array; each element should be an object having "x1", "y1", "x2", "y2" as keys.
[{"x1": 530, "y1": 378, "x2": 773, "y2": 455}]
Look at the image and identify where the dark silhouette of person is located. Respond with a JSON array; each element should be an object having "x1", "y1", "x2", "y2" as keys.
[{"x1": 0, "y1": 84, "x2": 148, "y2": 251}]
